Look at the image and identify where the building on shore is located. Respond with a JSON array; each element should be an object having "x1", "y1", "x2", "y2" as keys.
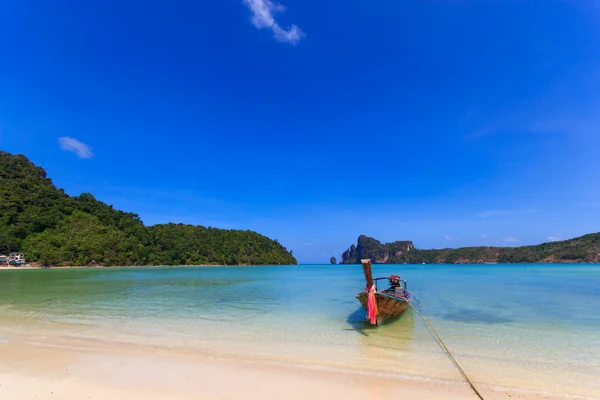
[
  {"x1": 0, "y1": 255, "x2": 8, "y2": 266},
  {"x1": 8, "y1": 252, "x2": 26, "y2": 266}
]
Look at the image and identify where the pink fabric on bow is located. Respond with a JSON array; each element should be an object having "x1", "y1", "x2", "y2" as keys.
[{"x1": 366, "y1": 284, "x2": 378, "y2": 325}]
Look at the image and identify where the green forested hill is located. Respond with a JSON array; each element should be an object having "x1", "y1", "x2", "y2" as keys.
[
  {"x1": 340, "y1": 234, "x2": 600, "y2": 264},
  {"x1": 0, "y1": 151, "x2": 296, "y2": 266}
]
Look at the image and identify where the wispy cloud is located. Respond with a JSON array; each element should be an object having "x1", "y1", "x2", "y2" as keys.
[
  {"x1": 547, "y1": 236, "x2": 561, "y2": 242},
  {"x1": 476, "y1": 209, "x2": 539, "y2": 218},
  {"x1": 58, "y1": 137, "x2": 93, "y2": 159},
  {"x1": 466, "y1": 123, "x2": 498, "y2": 140},
  {"x1": 444, "y1": 235, "x2": 459, "y2": 241},
  {"x1": 476, "y1": 210, "x2": 515, "y2": 218},
  {"x1": 502, "y1": 236, "x2": 519, "y2": 243},
  {"x1": 243, "y1": 0, "x2": 305, "y2": 44},
  {"x1": 528, "y1": 103, "x2": 600, "y2": 138}
]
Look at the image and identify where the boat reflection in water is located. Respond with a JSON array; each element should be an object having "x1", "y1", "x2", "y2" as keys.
[{"x1": 346, "y1": 303, "x2": 417, "y2": 376}]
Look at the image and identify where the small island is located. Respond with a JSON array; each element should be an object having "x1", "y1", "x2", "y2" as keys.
[{"x1": 0, "y1": 151, "x2": 297, "y2": 267}]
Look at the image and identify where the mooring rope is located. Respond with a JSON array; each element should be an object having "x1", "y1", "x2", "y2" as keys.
[{"x1": 408, "y1": 302, "x2": 486, "y2": 400}]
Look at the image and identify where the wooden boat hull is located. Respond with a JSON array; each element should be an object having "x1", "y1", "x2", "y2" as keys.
[{"x1": 356, "y1": 291, "x2": 409, "y2": 324}]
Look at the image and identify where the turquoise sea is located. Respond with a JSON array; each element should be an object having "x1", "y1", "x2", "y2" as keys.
[{"x1": 1, "y1": 264, "x2": 599, "y2": 398}]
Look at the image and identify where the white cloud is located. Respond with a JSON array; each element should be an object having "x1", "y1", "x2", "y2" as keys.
[
  {"x1": 58, "y1": 137, "x2": 94, "y2": 159},
  {"x1": 547, "y1": 236, "x2": 561, "y2": 242},
  {"x1": 502, "y1": 236, "x2": 519, "y2": 243},
  {"x1": 243, "y1": 0, "x2": 305, "y2": 44},
  {"x1": 443, "y1": 235, "x2": 459, "y2": 241}
]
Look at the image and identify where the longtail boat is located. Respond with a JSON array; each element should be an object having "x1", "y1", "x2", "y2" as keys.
[{"x1": 356, "y1": 259, "x2": 412, "y2": 325}]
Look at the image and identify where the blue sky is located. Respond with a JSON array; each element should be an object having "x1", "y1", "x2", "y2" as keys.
[{"x1": 1, "y1": 0, "x2": 599, "y2": 263}]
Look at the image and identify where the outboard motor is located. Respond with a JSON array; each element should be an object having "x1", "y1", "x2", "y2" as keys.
[
  {"x1": 388, "y1": 275, "x2": 401, "y2": 288},
  {"x1": 388, "y1": 275, "x2": 405, "y2": 295}
]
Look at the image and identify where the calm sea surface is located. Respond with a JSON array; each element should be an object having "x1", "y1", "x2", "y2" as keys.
[{"x1": 1, "y1": 264, "x2": 599, "y2": 397}]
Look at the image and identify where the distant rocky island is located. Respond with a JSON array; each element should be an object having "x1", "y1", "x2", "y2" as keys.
[
  {"x1": 0, "y1": 151, "x2": 297, "y2": 267},
  {"x1": 340, "y1": 234, "x2": 600, "y2": 264}
]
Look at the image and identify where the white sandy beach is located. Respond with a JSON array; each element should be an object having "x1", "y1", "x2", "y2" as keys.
[{"x1": 0, "y1": 326, "x2": 594, "y2": 400}]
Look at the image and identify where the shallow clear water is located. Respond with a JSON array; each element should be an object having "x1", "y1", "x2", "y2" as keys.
[{"x1": 1, "y1": 264, "x2": 599, "y2": 397}]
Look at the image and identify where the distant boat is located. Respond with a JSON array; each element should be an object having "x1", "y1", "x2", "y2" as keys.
[{"x1": 356, "y1": 259, "x2": 412, "y2": 325}]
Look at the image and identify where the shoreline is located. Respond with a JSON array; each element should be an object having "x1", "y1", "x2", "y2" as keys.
[
  {"x1": 2, "y1": 261, "x2": 597, "y2": 271},
  {"x1": 0, "y1": 327, "x2": 595, "y2": 400},
  {"x1": 0, "y1": 263, "x2": 294, "y2": 270}
]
